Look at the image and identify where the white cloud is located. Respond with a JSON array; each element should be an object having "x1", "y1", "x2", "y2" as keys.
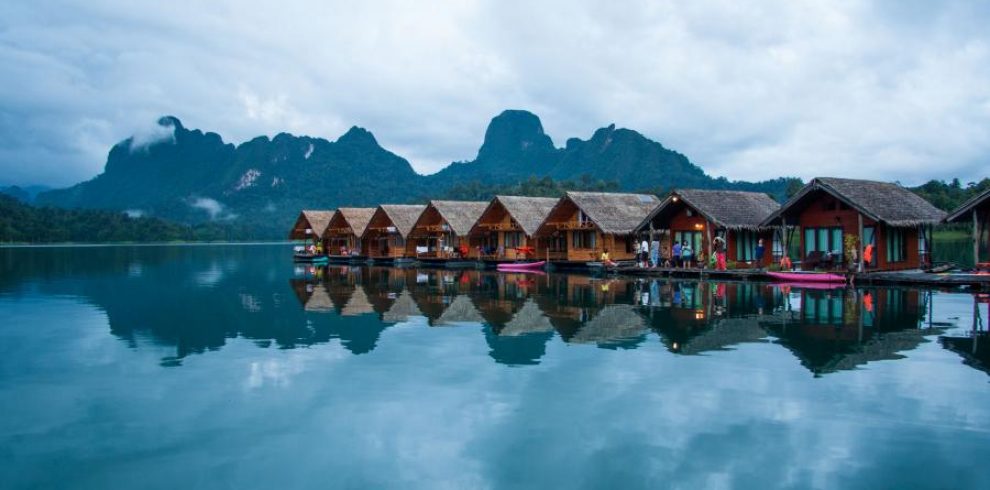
[
  {"x1": 188, "y1": 196, "x2": 235, "y2": 220},
  {"x1": 0, "y1": 0, "x2": 987, "y2": 187}
]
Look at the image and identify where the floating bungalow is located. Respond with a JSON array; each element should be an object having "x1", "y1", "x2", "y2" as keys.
[
  {"x1": 288, "y1": 210, "x2": 334, "y2": 250},
  {"x1": 468, "y1": 195, "x2": 559, "y2": 261},
  {"x1": 761, "y1": 177, "x2": 945, "y2": 271},
  {"x1": 534, "y1": 191, "x2": 661, "y2": 265},
  {"x1": 635, "y1": 189, "x2": 780, "y2": 267},
  {"x1": 407, "y1": 200, "x2": 490, "y2": 261},
  {"x1": 362, "y1": 204, "x2": 426, "y2": 262},
  {"x1": 945, "y1": 187, "x2": 990, "y2": 269},
  {"x1": 323, "y1": 207, "x2": 376, "y2": 259}
]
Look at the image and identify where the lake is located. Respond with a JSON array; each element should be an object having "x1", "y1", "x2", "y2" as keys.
[{"x1": 1, "y1": 244, "x2": 988, "y2": 489}]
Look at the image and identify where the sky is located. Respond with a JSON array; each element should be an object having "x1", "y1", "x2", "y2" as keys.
[{"x1": 1, "y1": 0, "x2": 989, "y2": 188}]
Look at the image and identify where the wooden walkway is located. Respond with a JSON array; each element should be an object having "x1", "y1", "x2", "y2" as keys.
[{"x1": 610, "y1": 265, "x2": 990, "y2": 289}]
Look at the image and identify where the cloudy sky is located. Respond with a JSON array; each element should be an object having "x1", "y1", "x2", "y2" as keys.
[{"x1": 2, "y1": 0, "x2": 989, "y2": 188}]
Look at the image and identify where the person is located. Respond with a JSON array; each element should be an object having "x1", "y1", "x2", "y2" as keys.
[
  {"x1": 650, "y1": 236, "x2": 660, "y2": 268},
  {"x1": 713, "y1": 236, "x2": 727, "y2": 271},
  {"x1": 863, "y1": 242, "x2": 874, "y2": 269},
  {"x1": 681, "y1": 241, "x2": 693, "y2": 269},
  {"x1": 459, "y1": 243, "x2": 469, "y2": 259},
  {"x1": 756, "y1": 238, "x2": 766, "y2": 269},
  {"x1": 639, "y1": 237, "x2": 649, "y2": 267},
  {"x1": 315, "y1": 241, "x2": 323, "y2": 255},
  {"x1": 672, "y1": 240, "x2": 682, "y2": 268},
  {"x1": 601, "y1": 248, "x2": 616, "y2": 267},
  {"x1": 780, "y1": 255, "x2": 792, "y2": 270},
  {"x1": 755, "y1": 239, "x2": 765, "y2": 270}
]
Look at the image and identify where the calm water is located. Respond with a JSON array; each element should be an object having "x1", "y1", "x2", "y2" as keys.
[{"x1": 1, "y1": 244, "x2": 989, "y2": 489}]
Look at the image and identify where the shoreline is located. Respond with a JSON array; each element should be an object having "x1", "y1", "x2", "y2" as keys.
[{"x1": 0, "y1": 241, "x2": 292, "y2": 249}]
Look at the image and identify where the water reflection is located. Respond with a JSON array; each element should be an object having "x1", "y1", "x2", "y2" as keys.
[{"x1": 2, "y1": 245, "x2": 984, "y2": 375}]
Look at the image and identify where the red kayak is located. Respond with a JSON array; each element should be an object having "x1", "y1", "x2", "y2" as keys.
[
  {"x1": 767, "y1": 271, "x2": 845, "y2": 283},
  {"x1": 497, "y1": 261, "x2": 546, "y2": 271}
]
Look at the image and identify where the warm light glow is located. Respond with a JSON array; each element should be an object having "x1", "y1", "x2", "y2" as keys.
[
  {"x1": 693, "y1": 223, "x2": 703, "y2": 230},
  {"x1": 672, "y1": 342, "x2": 679, "y2": 350},
  {"x1": 672, "y1": 196, "x2": 679, "y2": 202},
  {"x1": 694, "y1": 310, "x2": 705, "y2": 320}
]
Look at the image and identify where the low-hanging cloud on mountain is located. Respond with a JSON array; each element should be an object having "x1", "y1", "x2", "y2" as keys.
[{"x1": 0, "y1": 0, "x2": 988, "y2": 187}]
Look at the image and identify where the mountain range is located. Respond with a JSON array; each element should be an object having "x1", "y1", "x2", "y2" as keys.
[{"x1": 36, "y1": 110, "x2": 798, "y2": 237}]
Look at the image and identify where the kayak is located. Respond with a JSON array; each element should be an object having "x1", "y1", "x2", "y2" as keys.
[
  {"x1": 767, "y1": 271, "x2": 845, "y2": 283},
  {"x1": 497, "y1": 261, "x2": 546, "y2": 271}
]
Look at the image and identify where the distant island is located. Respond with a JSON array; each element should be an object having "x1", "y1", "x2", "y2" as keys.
[{"x1": 2, "y1": 109, "x2": 986, "y2": 243}]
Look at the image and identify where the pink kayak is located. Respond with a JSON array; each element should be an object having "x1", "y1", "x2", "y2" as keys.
[
  {"x1": 497, "y1": 261, "x2": 547, "y2": 271},
  {"x1": 767, "y1": 271, "x2": 845, "y2": 283}
]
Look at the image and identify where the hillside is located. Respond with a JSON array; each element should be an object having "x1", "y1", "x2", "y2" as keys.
[{"x1": 38, "y1": 111, "x2": 799, "y2": 238}]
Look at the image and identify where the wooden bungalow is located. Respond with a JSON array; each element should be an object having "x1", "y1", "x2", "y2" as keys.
[
  {"x1": 944, "y1": 187, "x2": 990, "y2": 269},
  {"x1": 323, "y1": 207, "x2": 376, "y2": 257},
  {"x1": 760, "y1": 177, "x2": 945, "y2": 271},
  {"x1": 468, "y1": 195, "x2": 559, "y2": 261},
  {"x1": 362, "y1": 204, "x2": 426, "y2": 261},
  {"x1": 534, "y1": 191, "x2": 661, "y2": 264},
  {"x1": 635, "y1": 189, "x2": 780, "y2": 267},
  {"x1": 288, "y1": 210, "x2": 334, "y2": 249},
  {"x1": 407, "y1": 200, "x2": 489, "y2": 259}
]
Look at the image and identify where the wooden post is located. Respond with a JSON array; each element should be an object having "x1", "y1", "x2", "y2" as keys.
[
  {"x1": 857, "y1": 213, "x2": 864, "y2": 273},
  {"x1": 705, "y1": 220, "x2": 713, "y2": 265},
  {"x1": 975, "y1": 209, "x2": 981, "y2": 267}
]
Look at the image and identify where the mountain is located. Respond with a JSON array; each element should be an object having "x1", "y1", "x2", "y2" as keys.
[
  {"x1": 0, "y1": 184, "x2": 51, "y2": 203},
  {"x1": 38, "y1": 111, "x2": 798, "y2": 238}
]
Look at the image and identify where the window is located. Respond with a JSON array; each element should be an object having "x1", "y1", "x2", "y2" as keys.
[
  {"x1": 887, "y1": 228, "x2": 906, "y2": 263},
  {"x1": 802, "y1": 291, "x2": 844, "y2": 325},
  {"x1": 577, "y1": 210, "x2": 591, "y2": 225},
  {"x1": 572, "y1": 230, "x2": 596, "y2": 249},
  {"x1": 736, "y1": 230, "x2": 758, "y2": 261},
  {"x1": 772, "y1": 231, "x2": 784, "y2": 261},
  {"x1": 803, "y1": 227, "x2": 843, "y2": 256},
  {"x1": 504, "y1": 232, "x2": 523, "y2": 248}
]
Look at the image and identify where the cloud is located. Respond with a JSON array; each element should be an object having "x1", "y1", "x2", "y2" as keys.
[
  {"x1": 188, "y1": 196, "x2": 235, "y2": 220},
  {"x1": 129, "y1": 119, "x2": 176, "y2": 152},
  {"x1": 0, "y1": 0, "x2": 988, "y2": 187}
]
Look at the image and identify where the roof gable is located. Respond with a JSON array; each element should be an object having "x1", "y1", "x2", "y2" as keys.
[
  {"x1": 564, "y1": 191, "x2": 661, "y2": 234},
  {"x1": 427, "y1": 200, "x2": 490, "y2": 236}
]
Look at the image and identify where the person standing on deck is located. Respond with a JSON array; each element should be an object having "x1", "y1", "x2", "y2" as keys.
[
  {"x1": 681, "y1": 241, "x2": 693, "y2": 269},
  {"x1": 639, "y1": 237, "x2": 649, "y2": 267},
  {"x1": 863, "y1": 241, "x2": 874, "y2": 269},
  {"x1": 672, "y1": 241, "x2": 682, "y2": 268},
  {"x1": 650, "y1": 235, "x2": 660, "y2": 268},
  {"x1": 755, "y1": 239, "x2": 766, "y2": 270},
  {"x1": 714, "y1": 236, "x2": 727, "y2": 271}
]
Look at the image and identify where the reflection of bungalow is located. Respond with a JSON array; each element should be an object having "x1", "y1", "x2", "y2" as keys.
[
  {"x1": 636, "y1": 189, "x2": 779, "y2": 267},
  {"x1": 761, "y1": 178, "x2": 945, "y2": 271},
  {"x1": 382, "y1": 291, "x2": 422, "y2": 324},
  {"x1": 303, "y1": 284, "x2": 334, "y2": 312},
  {"x1": 761, "y1": 287, "x2": 939, "y2": 375},
  {"x1": 435, "y1": 295, "x2": 485, "y2": 327},
  {"x1": 534, "y1": 191, "x2": 660, "y2": 264},
  {"x1": 498, "y1": 299, "x2": 555, "y2": 336},
  {"x1": 324, "y1": 208, "x2": 375, "y2": 256},
  {"x1": 362, "y1": 204, "x2": 426, "y2": 261},
  {"x1": 407, "y1": 200, "x2": 489, "y2": 259},
  {"x1": 567, "y1": 304, "x2": 648, "y2": 348},
  {"x1": 944, "y1": 187, "x2": 990, "y2": 268},
  {"x1": 940, "y1": 332, "x2": 990, "y2": 376},
  {"x1": 341, "y1": 287, "x2": 374, "y2": 316},
  {"x1": 468, "y1": 195, "x2": 559, "y2": 260},
  {"x1": 289, "y1": 210, "x2": 334, "y2": 248}
]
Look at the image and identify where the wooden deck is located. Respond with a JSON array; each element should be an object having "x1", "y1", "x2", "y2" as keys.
[{"x1": 610, "y1": 266, "x2": 990, "y2": 289}]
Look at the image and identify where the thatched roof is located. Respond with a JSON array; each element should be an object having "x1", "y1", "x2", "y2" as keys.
[
  {"x1": 341, "y1": 287, "x2": 374, "y2": 316},
  {"x1": 304, "y1": 286, "x2": 334, "y2": 312},
  {"x1": 374, "y1": 204, "x2": 427, "y2": 238},
  {"x1": 763, "y1": 177, "x2": 945, "y2": 227},
  {"x1": 290, "y1": 210, "x2": 334, "y2": 239},
  {"x1": 669, "y1": 315, "x2": 770, "y2": 354},
  {"x1": 640, "y1": 189, "x2": 779, "y2": 231},
  {"x1": 569, "y1": 305, "x2": 648, "y2": 345},
  {"x1": 382, "y1": 291, "x2": 422, "y2": 323},
  {"x1": 946, "y1": 187, "x2": 990, "y2": 223},
  {"x1": 330, "y1": 207, "x2": 376, "y2": 237},
  {"x1": 485, "y1": 196, "x2": 560, "y2": 236},
  {"x1": 428, "y1": 200, "x2": 490, "y2": 236},
  {"x1": 435, "y1": 295, "x2": 485, "y2": 326},
  {"x1": 499, "y1": 299, "x2": 555, "y2": 336},
  {"x1": 561, "y1": 191, "x2": 661, "y2": 235}
]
